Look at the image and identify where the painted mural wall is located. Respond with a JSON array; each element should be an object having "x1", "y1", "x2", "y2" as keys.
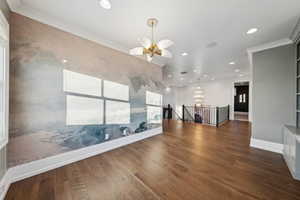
[{"x1": 9, "y1": 13, "x2": 163, "y2": 167}]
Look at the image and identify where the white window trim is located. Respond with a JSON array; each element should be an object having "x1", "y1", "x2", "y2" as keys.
[
  {"x1": 105, "y1": 99, "x2": 131, "y2": 124},
  {"x1": 146, "y1": 91, "x2": 163, "y2": 124},
  {"x1": 0, "y1": 10, "x2": 9, "y2": 150}
]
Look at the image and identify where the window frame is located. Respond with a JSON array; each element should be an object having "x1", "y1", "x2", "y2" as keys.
[
  {"x1": 146, "y1": 91, "x2": 163, "y2": 124},
  {"x1": 63, "y1": 71, "x2": 131, "y2": 126},
  {"x1": 63, "y1": 69, "x2": 102, "y2": 97},
  {"x1": 66, "y1": 95, "x2": 104, "y2": 125},
  {"x1": 0, "y1": 11, "x2": 9, "y2": 150},
  {"x1": 105, "y1": 99, "x2": 131, "y2": 125},
  {"x1": 103, "y1": 80, "x2": 129, "y2": 101}
]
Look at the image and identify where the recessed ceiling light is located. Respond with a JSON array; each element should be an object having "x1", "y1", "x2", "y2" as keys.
[
  {"x1": 211, "y1": 77, "x2": 215, "y2": 81},
  {"x1": 168, "y1": 74, "x2": 172, "y2": 78},
  {"x1": 62, "y1": 59, "x2": 68, "y2": 63},
  {"x1": 193, "y1": 69, "x2": 201, "y2": 73},
  {"x1": 166, "y1": 87, "x2": 171, "y2": 92},
  {"x1": 247, "y1": 28, "x2": 258, "y2": 35},
  {"x1": 99, "y1": 0, "x2": 112, "y2": 9},
  {"x1": 194, "y1": 95, "x2": 203, "y2": 98},
  {"x1": 181, "y1": 52, "x2": 188, "y2": 56},
  {"x1": 189, "y1": 80, "x2": 193, "y2": 83},
  {"x1": 180, "y1": 77, "x2": 184, "y2": 81},
  {"x1": 203, "y1": 74, "x2": 208, "y2": 78},
  {"x1": 239, "y1": 74, "x2": 244, "y2": 77},
  {"x1": 197, "y1": 87, "x2": 201, "y2": 89},
  {"x1": 235, "y1": 69, "x2": 240, "y2": 73},
  {"x1": 195, "y1": 90, "x2": 203, "y2": 94},
  {"x1": 229, "y1": 62, "x2": 235, "y2": 65}
]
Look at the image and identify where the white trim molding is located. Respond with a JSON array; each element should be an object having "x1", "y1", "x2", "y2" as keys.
[
  {"x1": 247, "y1": 38, "x2": 293, "y2": 55},
  {"x1": 0, "y1": 9, "x2": 9, "y2": 151},
  {"x1": 0, "y1": 127, "x2": 162, "y2": 199},
  {"x1": 250, "y1": 138, "x2": 283, "y2": 154},
  {"x1": 0, "y1": 168, "x2": 11, "y2": 200},
  {"x1": 290, "y1": 17, "x2": 300, "y2": 42},
  {"x1": 6, "y1": 0, "x2": 22, "y2": 11},
  {"x1": 234, "y1": 112, "x2": 248, "y2": 115}
]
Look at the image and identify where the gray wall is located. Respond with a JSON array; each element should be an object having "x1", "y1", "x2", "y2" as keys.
[
  {"x1": 0, "y1": 0, "x2": 9, "y2": 20},
  {"x1": 252, "y1": 44, "x2": 296, "y2": 144},
  {"x1": 0, "y1": 148, "x2": 6, "y2": 179},
  {"x1": 0, "y1": 0, "x2": 9, "y2": 180}
]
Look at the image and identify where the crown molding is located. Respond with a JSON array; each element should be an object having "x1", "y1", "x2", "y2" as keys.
[
  {"x1": 8, "y1": 3, "x2": 165, "y2": 67},
  {"x1": 291, "y1": 17, "x2": 300, "y2": 42},
  {"x1": 247, "y1": 38, "x2": 293, "y2": 55},
  {"x1": 6, "y1": 0, "x2": 22, "y2": 11}
]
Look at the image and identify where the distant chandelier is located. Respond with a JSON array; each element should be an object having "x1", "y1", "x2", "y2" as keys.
[{"x1": 129, "y1": 18, "x2": 174, "y2": 62}]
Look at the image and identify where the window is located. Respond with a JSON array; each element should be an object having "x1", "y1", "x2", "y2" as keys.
[
  {"x1": 64, "y1": 70, "x2": 103, "y2": 125},
  {"x1": 63, "y1": 70, "x2": 131, "y2": 126},
  {"x1": 66, "y1": 95, "x2": 104, "y2": 125},
  {"x1": 147, "y1": 106, "x2": 162, "y2": 124},
  {"x1": 104, "y1": 80, "x2": 129, "y2": 101},
  {"x1": 104, "y1": 80, "x2": 130, "y2": 124},
  {"x1": 106, "y1": 100, "x2": 130, "y2": 124},
  {"x1": 146, "y1": 91, "x2": 162, "y2": 124},
  {"x1": 63, "y1": 70, "x2": 102, "y2": 97},
  {"x1": 0, "y1": 11, "x2": 9, "y2": 150},
  {"x1": 146, "y1": 91, "x2": 162, "y2": 106}
]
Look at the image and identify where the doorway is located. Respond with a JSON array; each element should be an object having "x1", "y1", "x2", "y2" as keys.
[{"x1": 234, "y1": 82, "x2": 249, "y2": 121}]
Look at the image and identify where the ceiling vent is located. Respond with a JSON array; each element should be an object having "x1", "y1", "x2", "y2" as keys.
[{"x1": 206, "y1": 42, "x2": 217, "y2": 48}]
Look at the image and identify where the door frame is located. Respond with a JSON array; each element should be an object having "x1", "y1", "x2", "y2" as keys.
[
  {"x1": 0, "y1": 10, "x2": 9, "y2": 150},
  {"x1": 234, "y1": 84, "x2": 249, "y2": 113},
  {"x1": 231, "y1": 80, "x2": 252, "y2": 122}
]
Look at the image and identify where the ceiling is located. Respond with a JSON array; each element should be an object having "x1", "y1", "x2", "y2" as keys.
[{"x1": 8, "y1": 0, "x2": 300, "y2": 86}]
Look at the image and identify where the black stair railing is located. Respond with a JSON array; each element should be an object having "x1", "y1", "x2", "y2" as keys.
[
  {"x1": 181, "y1": 104, "x2": 230, "y2": 127},
  {"x1": 182, "y1": 105, "x2": 195, "y2": 122},
  {"x1": 172, "y1": 109, "x2": 182, "y2": 120},
  {"x1": 163, "y1": 104, "x2": 182, "y2": 120},
  {"x1": 216, "y1": 105, "x2": 230, "y2": 127},
  {"x1": 195, "y1": 106, "x2": 217, "y2": 125}
]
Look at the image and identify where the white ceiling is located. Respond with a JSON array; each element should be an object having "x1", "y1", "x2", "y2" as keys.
[{"x1": 8, "y1": 0, "x2": 300, "y2": 86}]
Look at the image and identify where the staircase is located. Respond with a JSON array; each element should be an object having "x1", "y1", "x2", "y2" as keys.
[{"x1": 182, "y1": 105, "x2": 230, "y2": 127}]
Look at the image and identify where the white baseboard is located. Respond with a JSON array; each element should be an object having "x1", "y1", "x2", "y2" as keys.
[
  {"x1": 250, "y1": 138, "x2": 283, "y2": 154},
  {"x1": 234, "y1": 112, "x2": 248, "y2": 115},
  {"x1": 0, "y1": 127, "x2": 162, "y2": 199},
  {"x1": 0, "y1": 169, "x2": 11, "y2": 200}
]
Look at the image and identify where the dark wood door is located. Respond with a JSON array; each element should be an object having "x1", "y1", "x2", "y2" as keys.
[{"x1": 234, "y1": 86, "x2": 249, "y2": 112}]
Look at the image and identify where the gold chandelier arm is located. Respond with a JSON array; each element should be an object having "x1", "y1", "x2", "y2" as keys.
[
  {"x1": 147, "y1": 18, "x2": 158, "y2": 45},
  {"x1": 151, "y1": 21, "x2": 154, "y2": 45},
  {"x1": 129, "y1": 18, "x2": 172, "y2": 62}
]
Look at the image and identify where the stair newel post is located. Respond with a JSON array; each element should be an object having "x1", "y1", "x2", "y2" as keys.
[
  {"x1": 167, "y1": 104, "x2": 172, "y2": 119},
  {"x1": 216, "y1": 106, "x2": 219, "y2": 127},
  {"x1": 182, "y1": 105, "x2": 185, "y2": 122},
  {"x1": 227, "y1": 105, "x2": 230, "y2": 121}
]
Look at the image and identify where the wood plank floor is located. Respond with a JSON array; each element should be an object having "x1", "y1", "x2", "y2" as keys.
[{"x1": 5, "y1": 120, "x2": 300, "y2": 200}]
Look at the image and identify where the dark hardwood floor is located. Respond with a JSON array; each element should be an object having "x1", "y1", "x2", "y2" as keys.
[{"x1": 5, "y1": 120, "x2": 300, "y2": 200}]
